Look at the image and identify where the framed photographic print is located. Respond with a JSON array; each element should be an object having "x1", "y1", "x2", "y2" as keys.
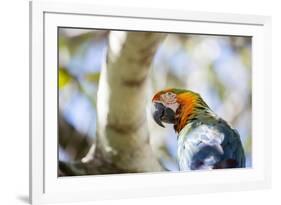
[{"x1": 30, "y1": 1, "x2": 271, "y2": 204}]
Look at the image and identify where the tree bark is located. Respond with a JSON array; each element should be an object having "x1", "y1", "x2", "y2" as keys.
[{"x1": 60, "y1": 31, "x2": 166, "y2": 175}]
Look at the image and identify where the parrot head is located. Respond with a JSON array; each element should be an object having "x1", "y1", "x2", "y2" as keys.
[{"x1": 152, "y1": 88, "x2": 210, "y2": 132}]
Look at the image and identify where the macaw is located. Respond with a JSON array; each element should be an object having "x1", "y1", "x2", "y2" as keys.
[{"x1": 152, "y1": 88, "x2": 245, "y2": 171}]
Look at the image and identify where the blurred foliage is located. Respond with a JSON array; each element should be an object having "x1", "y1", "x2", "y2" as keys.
[
  {"x1": 59, "y1": 67, "x2": 72, "y2": 88},
  {"x1": 58, "y1": 28, "x2": 252, "y2": 170},
  {"x1": 84, "y1": 72, "x2": 100, "y2": 83}
]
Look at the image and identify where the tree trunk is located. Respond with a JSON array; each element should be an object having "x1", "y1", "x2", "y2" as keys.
[{"x1": 60, "y1": 31, "x2": 166, "y2": 175}]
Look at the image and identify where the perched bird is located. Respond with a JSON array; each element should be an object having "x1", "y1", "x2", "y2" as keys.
[{"x1": 152, "y1": 88, "x2": 245, "y2": 171}]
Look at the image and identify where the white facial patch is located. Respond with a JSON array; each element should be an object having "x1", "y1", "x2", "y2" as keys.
[{"x1": 160, "y1": 92, "x2": 179, "y2": 112}]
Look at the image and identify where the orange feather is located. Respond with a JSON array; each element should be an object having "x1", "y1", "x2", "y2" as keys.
[{"x1": 175, "y1": 92, "x2": 198, "y2": 132}]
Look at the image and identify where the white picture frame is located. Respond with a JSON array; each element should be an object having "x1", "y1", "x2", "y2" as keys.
[{"x1": 30, "y1": 1, "x2": 272, "y2": 204}]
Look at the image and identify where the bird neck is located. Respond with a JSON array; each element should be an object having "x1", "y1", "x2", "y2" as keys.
[{"x1": 174, "y1": 93, "x2": 212, "y2": 133}]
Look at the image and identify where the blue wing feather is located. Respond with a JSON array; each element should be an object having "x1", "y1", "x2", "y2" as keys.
[{"x1": 177, "y1": 119, "x2": 245, "y2": 171}]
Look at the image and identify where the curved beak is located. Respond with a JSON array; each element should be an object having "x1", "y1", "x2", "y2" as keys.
[
  {"x1": 153, "y1": 102, "x2": 166, "y2": 127},
  {"x1": 152, "y1": 102, "x2": 176, "y2": 128}
]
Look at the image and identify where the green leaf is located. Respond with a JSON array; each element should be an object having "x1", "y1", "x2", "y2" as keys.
[
  {"x1": 84, "y1": 72, "x2": 100, "y2": 83},
  {"x1": 59, "y1": 68, "x2": 72, "y2": 88}
]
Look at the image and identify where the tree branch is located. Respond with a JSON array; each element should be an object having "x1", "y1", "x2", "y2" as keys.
[
  {"x1": 90, "y1": 31, "x2": 166, "y2": 172},
  {"x1": 58, "y1": 115, "x2": 92, "y2": 160}
]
